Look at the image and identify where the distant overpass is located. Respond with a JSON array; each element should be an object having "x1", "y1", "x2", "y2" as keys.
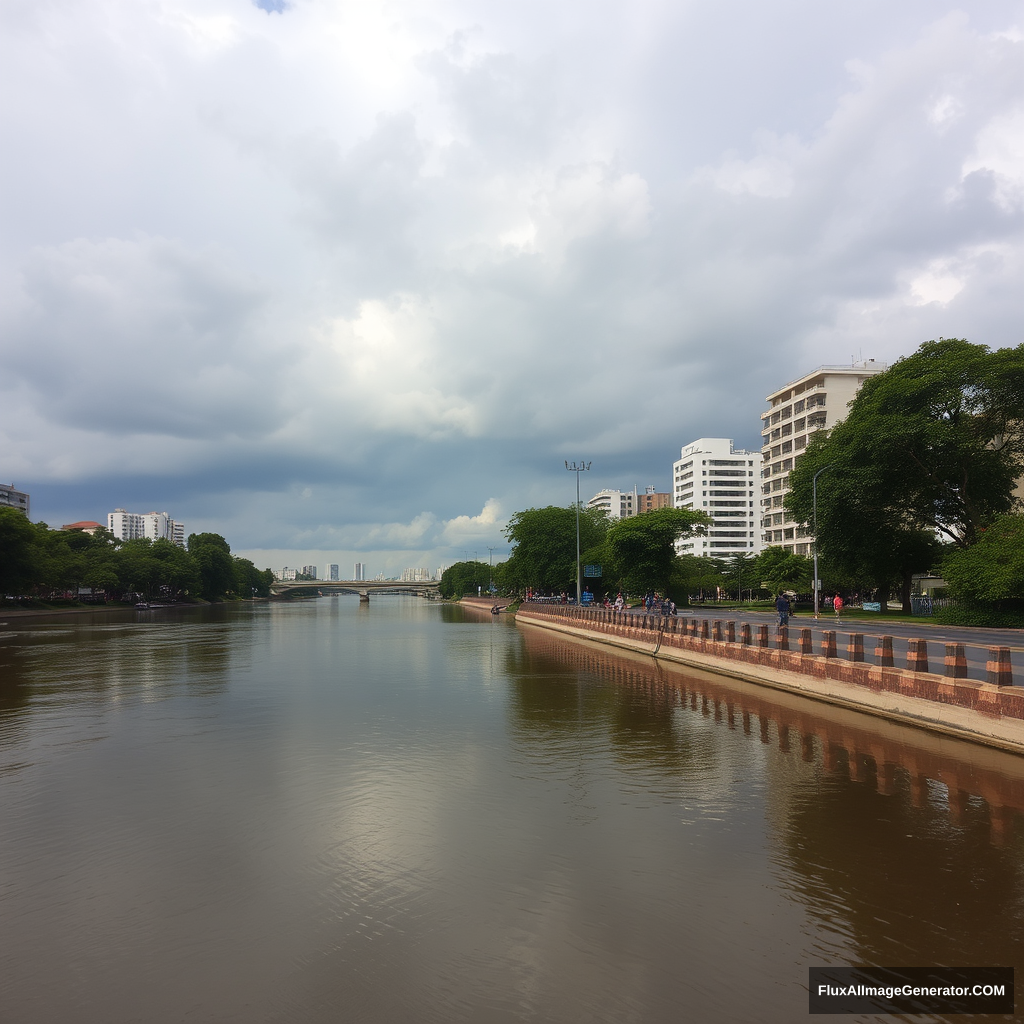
[{"x1": 269, "y1": 579, "x2": 440, "y2": 601}]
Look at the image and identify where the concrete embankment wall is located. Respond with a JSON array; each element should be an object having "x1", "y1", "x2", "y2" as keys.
[{"x1": 515, "y1": 603, "x2": 1024, "y2": 755}]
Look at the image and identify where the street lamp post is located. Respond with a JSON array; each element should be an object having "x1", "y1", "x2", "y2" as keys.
[
  {"x1": 812, "y1": 465, "x2": 832, "y2": 619},
  {"x1": 565, "y1": 460, "x2": 591, "y2": 606}
]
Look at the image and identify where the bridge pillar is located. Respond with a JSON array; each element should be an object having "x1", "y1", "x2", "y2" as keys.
[{"x1": 359, "y1": 590, "x2": 370, "y2": 603}]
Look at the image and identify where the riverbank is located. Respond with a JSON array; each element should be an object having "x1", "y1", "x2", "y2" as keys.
[
  {"x1": 516, "y1": 603, "x2": 1024, "y2": 755},
  {"x1": 0, "y1": 597, "x2": 265, "y2": 622}
]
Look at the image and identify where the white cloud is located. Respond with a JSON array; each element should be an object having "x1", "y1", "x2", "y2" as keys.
[{"x1": 962, "y1": 107, "x2": 1024, "y2": 211}]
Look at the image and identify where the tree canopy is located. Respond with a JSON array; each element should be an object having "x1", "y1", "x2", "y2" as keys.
[
  {"x1": 502, "y1": 505, "x2": 610, "y2": 594},
  {"x1": 0, "y1": 513, "x2": 273, "y2": 602},
  {"x1": 787, "y1": 338, "x2": 1022, "y2": 608},
  {"x1": 943, "y1": 514, "x2": 1024, "y2": 604},
  {"x1": 439, "y1": 560, "x2": 492, "y2": 599},
  {"x1": 604, "y1": 506, "x2": 709, "y2": 595}
]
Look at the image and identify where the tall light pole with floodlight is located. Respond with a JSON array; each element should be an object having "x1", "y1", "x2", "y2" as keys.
[
  {"x1": 812, "y1": 465, "x2": 832, "y2": 619},
  {"x1": 565, "y1": 460, "x2": 591, "y2": 606}
]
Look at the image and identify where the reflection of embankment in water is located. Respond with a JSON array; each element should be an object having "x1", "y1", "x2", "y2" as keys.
[{"x1": 518, "y1": 622, "x2": 1024, "y2": 845}]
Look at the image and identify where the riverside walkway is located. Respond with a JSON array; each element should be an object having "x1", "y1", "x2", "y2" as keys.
[
  {"x1": 638, "y1": 607, "x2": 1022, "y2": 684},
  {"x1": 516, "y1": 602, "x2": 1023, "y2": 754}
]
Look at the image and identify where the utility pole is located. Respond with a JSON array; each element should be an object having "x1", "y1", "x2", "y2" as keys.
[
  {"x1": 812, "y1": 465, "x2": 832, "y2": 619},
  {"x1": 565, "y1": 460, "x2": 591, "y2": 606}
]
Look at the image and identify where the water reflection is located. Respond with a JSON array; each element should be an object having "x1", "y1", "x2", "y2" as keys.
[
  {"x1": 2, "y1": 602, "x2": 1023, "y2": 1023},
  {"x1": 518, "y1": 621, "x2": 1024, "y2": 1016}
]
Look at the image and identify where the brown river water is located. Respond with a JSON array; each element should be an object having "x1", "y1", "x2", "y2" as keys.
[{"x1": 1, "y1": 598, "x2": 1021, "y2": 1022}]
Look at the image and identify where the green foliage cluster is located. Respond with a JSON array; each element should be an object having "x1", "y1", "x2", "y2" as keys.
[
  {"x1": 502, "y1": 505, "x2": 611, "y2": 595},
  {"x1": 942, "y1": 514, "x2": 1024, "y2": 605},
  {"x1": 439, "y1": 560, "x2": 493, "y2": 599},
  {"x1": 0, "y1": 508, "x2": 273, "y2": 602},
  {"x1": 498, "y1": 500, "x2": 823, "y2": 604},
  {"x1": 787, "y1": 339, "x2": 1024, "y2": 613},
  {"x1": 500, "y1": 503, "x2": 749, "y2": 600}
]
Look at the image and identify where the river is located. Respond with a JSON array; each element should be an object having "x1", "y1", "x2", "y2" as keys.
[{"x1": 1, "y1": 598, "x2": 1021, "y2": 1022}]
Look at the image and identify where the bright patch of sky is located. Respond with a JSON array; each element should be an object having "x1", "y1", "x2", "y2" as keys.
[{"x1": 2, "y1": 0, "x2": 1023, "y2": 574}]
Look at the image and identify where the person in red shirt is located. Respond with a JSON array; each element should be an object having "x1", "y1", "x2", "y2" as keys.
[{"x1": 833, "y1": 594, "x2": 844, "y2": 623}]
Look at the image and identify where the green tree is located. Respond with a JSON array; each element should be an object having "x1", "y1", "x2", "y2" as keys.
[
  {"x1": 671, "y1": 554, "x2": 727, "y2": 604},
  {"x1": 943, "y1": 514, "x2": 1024, "y2": 604},
  {"x1": 439, "y1": 560, "x2": 492, "y2": 599},
  {"x1": 151, "y1": 538, "x2": 201, "y2": 598},
  {"x1": 723, "y1": 552, "x2": 759, "y2": 601},
  {"x1": 233, "y1": 558, "x2": 274, "y2": 598},
  {"x1": 605, "y1": 506, "x2": 709, "y2": 596},
  {"x1": 187, "y1": 533, "x2": 236, "y2": 599},
  {"x1": 787, "y1": 338, "x2": 1021, "y2": 610},
  {"x1": 754, "y1": 546, "x2": 812, "y2": 597},
  {"x1": 115, "y1": 538, "x2": 163, "y2": 599},
  {"x1": 503, "y1": 505, "x2": 610, "y2": 595},
  {"x1": 0, "y1": 507, "x2": 41, "y2": 596}
]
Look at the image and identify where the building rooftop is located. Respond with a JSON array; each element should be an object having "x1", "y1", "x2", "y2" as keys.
[{"x1": 764, "y1": 360, "x2": 886, "y2": 402}]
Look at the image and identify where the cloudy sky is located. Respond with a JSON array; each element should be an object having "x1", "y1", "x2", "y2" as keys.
[{"x1": 2, "y1": 0, "x2": 1023, "y2": 576}]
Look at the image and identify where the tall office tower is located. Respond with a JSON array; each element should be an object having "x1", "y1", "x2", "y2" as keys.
[
  {"x1": 760, "y1": 361, "x2": 886, "y2": 554},
  {"x1": 354, "y1": 562, "x2": 365, "y2": 581},
  {"x1": 302, "y1": 565, "x2": 318, "y2": 579},
  {"x1": 329, "y1": 564, "x2": 339, "y2": 581},
  {"x1": 586, "y1": 489, "x2": 636, "y2": 519},
  {"x1": 672, "y1": 438, "x2": 760, "y2": 557}
]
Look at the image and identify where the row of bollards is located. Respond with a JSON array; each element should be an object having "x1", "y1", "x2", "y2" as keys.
[{"x1": 531, "y1": 605, "x2": 1015, "y2": 687}]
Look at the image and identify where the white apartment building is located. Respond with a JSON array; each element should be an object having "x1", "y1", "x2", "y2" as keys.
[
  {"x1": 108, "y1": 509, "x2": 185, "y2": 547},
  {"x1": 587, "y1": 488, "x2": 636, "y2": 519},
  {"x1": 302, "y1": 565, "x2": 318, "y2": 579},
  {"x1": 673, "y1": 438, "x2": 760, "y2": 556},
  {"x1": 275, "y1": 567, "x2": 298, "y2": 581},
  {"x1": 760, "y1": 361, "x2": 886, "y2": 554},
  {"x1": 354, "y1": 562, "x2": 366, "y2": 581},
  {"x1": 401, "y1": 567, "x2": 433, "y2": 582}
]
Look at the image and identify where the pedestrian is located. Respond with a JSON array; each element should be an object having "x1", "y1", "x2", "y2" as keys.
[
  {"x1": 833, "y1": 594, "x2": 844, "y2": 623},
  {"x1": 775, "y1": 592, "x2": 789, "y2": 627}
]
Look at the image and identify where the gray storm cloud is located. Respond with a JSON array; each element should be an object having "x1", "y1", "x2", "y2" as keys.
[{"x1": 1, "y1": 0, "x2": 1022, "y2": 572}]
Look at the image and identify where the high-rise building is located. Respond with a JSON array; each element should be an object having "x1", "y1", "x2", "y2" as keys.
[
  {"x1": 329, "y1": 564, "x2": 339, "y2": 581},
  {"x1": 1, "y1": 484, "x2": 30, "y2": 516},
  {"x1": 354, "y1": 562, "x2": 366, "y2": 581},
  {"x1": 638, "y1": 486, "x2": 672, "y2": 513},
  {"x1": 759, "y1": 361, "x2": 886, "y2": 554},
  {"x1": 673, "y1": 438, "x2": 760, "y2": 557},
  {"x1": 108, "y1": 509, "x2": 185, "y2": 546},
  {"x1": 587, "y1": 489, "x2": 636, "y2": 519},
  {"x1": 401, "y1": 568, "x2": 432, "y2": 582},
  {"x1": 301, "y1": 565, "x2": 318, "y2": 579}
]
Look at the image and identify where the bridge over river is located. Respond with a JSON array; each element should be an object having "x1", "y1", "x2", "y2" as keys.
[{"x1": 269, "y1": 579, "x2": 439, "y2": 601}]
